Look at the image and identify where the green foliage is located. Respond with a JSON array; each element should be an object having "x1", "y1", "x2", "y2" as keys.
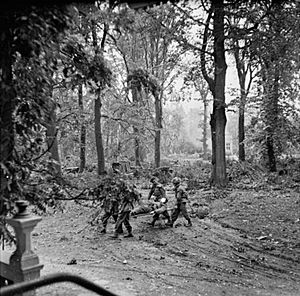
[
  {"x1": 173, "y1": 162, "x2": 211, "y2": 191},
  {"x1": 60, "y1": 8, "x2": 113, "y2": 91},
  {"x1": 245, "y1": 2, "x2": 300, "y2": 169},
  {"x1": 0, "y1": 6, "x2": 72, "y2": 241},
  {"x1": 127, "y1": 69, "x2": 160, "y2": 97},
  {"x1": 13, "y1": 6, "x2": 71, "y2": 58},
  {"x1": 245, "y1": 96, "x2": 300, "y2": 165}
]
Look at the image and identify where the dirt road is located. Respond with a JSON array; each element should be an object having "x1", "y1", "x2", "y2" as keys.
[{"x1": 32, "y1": 188, "x2": 300, "y2": 296}]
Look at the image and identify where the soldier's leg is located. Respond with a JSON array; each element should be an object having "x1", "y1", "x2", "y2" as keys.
[
  {"x1": 113, "y1": 214, "x2": 123, "y2": 233},
  {"x1": 113, "y1": 211, "x2": 126, "y2": 237},
  {"x1": 180, "y1": 203, "x2": 192, "y2": 226},
  {"x1": 123, "y1": 211, "x2": 133, "y2": 237},
  {"x1": 170, "y1": 205, "x2": 180, "y2": 226},
  {"x1": 101, "y1": 211, "x2": 111, "y2": 233},
  {"x1": 150, "y1": 213, "x2": 160, "y2": 226},
  {"x1": 162, "y1": 210, "x2": 171, "y2": 224},
  {"x1": 112, "y1": 200, "x2": 123, "y2": 233}
]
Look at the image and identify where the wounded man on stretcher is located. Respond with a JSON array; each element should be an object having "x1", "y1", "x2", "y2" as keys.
[{"x1": 131, "y1": 198, "x2": 169, "y2": 217}]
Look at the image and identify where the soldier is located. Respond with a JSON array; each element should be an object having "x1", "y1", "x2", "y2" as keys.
[
  {"x1": 167, "y1": 177, "x2": 192, "y2": 227},
  {"x1": 148, "y1": 176, "x2": 171, "y2": 226},
  {"x1": 100, "y1": 163, "x2": 123, "y2": 234},
  {"x1": 148, "y1": 176, "x2": 165, "y2": 202},
  {"x1": 111, "y1": 184, "x2": 141, "y2": 238},
  {"x1": 149, "y1": 197, "x2": 171, "y2": 227},
  {"x1": 100, "y1": 180, "x2": 122, "y2": 234}
]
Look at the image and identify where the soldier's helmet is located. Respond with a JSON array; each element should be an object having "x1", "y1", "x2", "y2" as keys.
[{"x1": 172, "y1": 177, "x2": 181, "y2": 185}]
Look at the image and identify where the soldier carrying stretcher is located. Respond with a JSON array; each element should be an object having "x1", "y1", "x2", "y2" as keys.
[{"x1": 147, "y1": 176, "x2": 171, "y2": 227}]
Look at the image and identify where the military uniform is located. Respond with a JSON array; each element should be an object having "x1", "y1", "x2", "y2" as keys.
[
  {"x1": 148, "y1": 178, "x2": 171, "y2": 226},
  {"x1": 148, "y1": 183, "x2": 165, "y2": 201},
  {"x1": 100, "y1": 190, "x2": 121, "y2": 233},
  {"x1": 169, "y1": 181, "x2": 192, "y2": 227},
  {"x1": 150, "y1": 198, "x2": 171, "y2": 226},
  {"x1": 112, "y1": 185, "x2": 140, "y2": 238},
  {"x1": 100, "y1": 169, "x2": 123, "y2": 234}
]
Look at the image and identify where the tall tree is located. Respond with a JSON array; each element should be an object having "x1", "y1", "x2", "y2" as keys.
[
  {"x1": 78, "y1": 82, "x2": 86, "y2": 172},
  {"x1": 233, "y1": 39, "x2": 255, "y2": 162},
  {"x1": 250, "y1": 1, "x2": 300, "y2": 171},
  {"x1": 228, "y1": 13, "x2": 256, "y2": 162},
  {"x1": 91, "y1": 18, "x2": 105, "y2": 175},
  {"x1": 76, "y1": 2, "x2": 113, "y2": 175},
  {"x1": 111, "y1": 4, "x2": 184, "y2": 167},
  {"x1": 201, "y1": 0, "x2": 227, "y2": 186}
]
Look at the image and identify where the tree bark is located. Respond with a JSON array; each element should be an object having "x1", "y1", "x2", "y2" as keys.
[
  {"x1": 133, "y1": 128, "x2": 142, "y2": 167},
  {"x1": 264, "y1": 64, "x2": 279, "y2": 172},
  {"x1": 131, "y1": 87, "x2": 142, "y2": 167},
  {"x1": 94, "y1": 94, "x2": 105, "y2": 174},
  {"x1": 210, "y1": 0, "x2": 227, "y2": 186},
  {"x1": 78, "y1": 83, "x2": 86, "y2": 173},
  {"x1": 154, "y1": 92, "x2": 162, "y2": 168},
  {"x1": 203, "y1": 97, "x2": 208, "y2": 160},
  {"x1": 234, "y1": 41, "x2": 247, "y2": 162},
  {"x1": 200, "y1": 1, "x2": 227, "y2": 186},
  {"x1": 238, "y1": 97, "x2": 246, "y2": 161}
]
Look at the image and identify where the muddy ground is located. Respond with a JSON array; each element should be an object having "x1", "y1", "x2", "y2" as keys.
[{"x1": 30, "y1": 184, "x2": 300, "y2": 296}]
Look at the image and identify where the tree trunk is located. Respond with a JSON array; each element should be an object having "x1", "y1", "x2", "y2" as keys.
[
  {"x1": 0, "y1": 18, "x2": 14, "y2": 212},
  {"x1": 91, "y1": 19, "x2": 107, "y2": 175},
  {"x1": 210, "y1": 0, "x2": 227, "y2": 186},
  {"x1": 133, "y1": 127, "x2": 142, "y2": 167},
  {"x1": 203, "y1": 97, "x2": 208, "y2": 160},
  {"x1": 237, "y1": 65, "x2": 246, "y2": 162},
  {"x1": 46, "y1": 101, "x2": 62, "y2": 178},
  {"x1": 131, "y1": 87, "x2": 142, "y2": 167},
  {"x1": 265, "y1": 66, "x2": 279, "y2": 172},
  {"x1": 78, "y1": 83, "x2": 86, "y2": 173},
  {"x1": 94, "y1": 94, "x2": 105, "y2": 175},
  {"x1": 234, "y1": 41, "x2": 247, "y2": 162},
  {"x1": 154, "y1": 92, "x2": 162, "y2": 168},
  {"x1": 238, "y1": 93, "x2": 246, "y2": 162},
  {"x1": 153, "y1": 41, "x2": 166, "y2": 169}
]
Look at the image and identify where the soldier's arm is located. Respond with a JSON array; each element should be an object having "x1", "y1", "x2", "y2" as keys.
[
  {"x1": 177, "y1": 188, "x2": 184, "y2": 202},
  {"x1": 180, "y1": 188, "x2": 189, "y2": 201},
  {"x1": 160, "y1": 187, "x2": 166, "y2": 198}
]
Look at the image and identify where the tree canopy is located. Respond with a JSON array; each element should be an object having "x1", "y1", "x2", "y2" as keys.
[{"x1": 0, "y1": 0, "x2": 299, "y2": 232}]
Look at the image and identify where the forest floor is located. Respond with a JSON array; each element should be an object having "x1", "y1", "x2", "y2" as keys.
[{"x1": 31, "y1": 177, "x2": 300, "y2": 296}]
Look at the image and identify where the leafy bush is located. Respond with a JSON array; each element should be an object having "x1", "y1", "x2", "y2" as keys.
[{"x1": 172, "y1": 162, "x2": 211, "y2": 190}]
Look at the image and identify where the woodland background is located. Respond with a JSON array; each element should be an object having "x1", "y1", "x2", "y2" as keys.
[{"x1": 0, "y1": 0, "x2": 300, "y2": 233}]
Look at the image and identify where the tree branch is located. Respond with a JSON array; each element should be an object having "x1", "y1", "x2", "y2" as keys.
[{"x1": 200, "y1": 8, "x2": 215, "y2": 95}]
